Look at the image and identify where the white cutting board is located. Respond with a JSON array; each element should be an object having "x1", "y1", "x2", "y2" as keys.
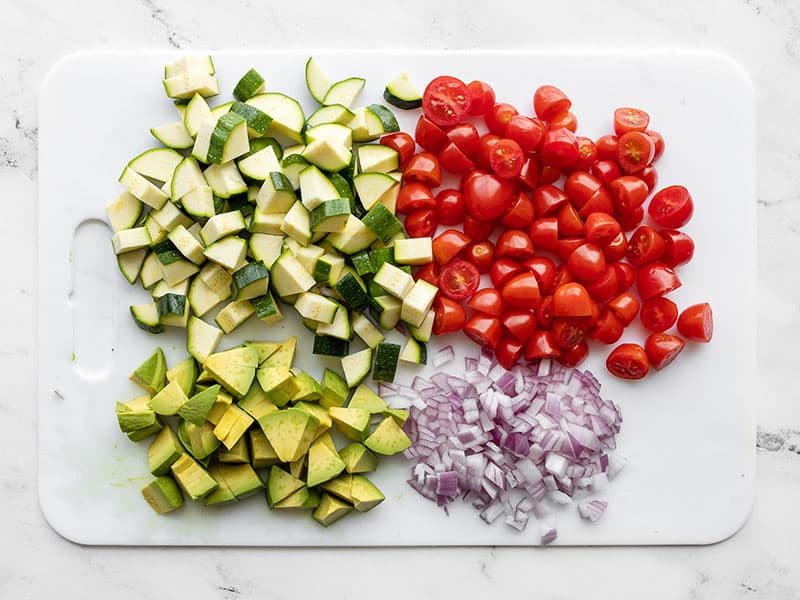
[{"x1": 38, "y1": 50, "x2": 755, "y2": 546}]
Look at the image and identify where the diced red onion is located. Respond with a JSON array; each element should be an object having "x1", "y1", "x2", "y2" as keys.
[
  {"x1": 433, "y1": 345, "x2": 455, "y2": 368},
  {"x1": 577, "y1": 499, "x2": 608, "y2": 522}
]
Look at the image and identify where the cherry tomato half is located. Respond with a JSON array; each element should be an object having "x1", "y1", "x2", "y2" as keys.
[
  {"x1": 380, "y1": 132, "x2": 415, "y2": 166},
  {"x1": 463, "y1": 240, "x2": 495, "y2": 273},
  {"x1": 476, "y1": 134, "x2": 501, "y2": 171},
  {"x1": 404, "y1": 208, "x2": 438, "y2": 238},
  {"x1": 439, "y1": 259, "x2": 481, "y2": 301},
  {"x1": 585, "y1": 212, "x2": 622, "y2": 246},
  {"x1": 557, "y1": 203, "x2": 585, "y2": 237},
  {"x1": 447, "y1": 123, "x2": 481, "y2": 158},
  {"x1": 432, "y1": 229, "x2": 471, "y2": 266},
  {"x1": 467, "y1": 288, "x2": 504, "y2": 317},
  {"x1": 617, "y1": 131, "x2": 655, "y2": 174},
  {"x1": 640, "y1": 296, "x2": 679, "y2": 333},
  {"x1": 438, "y1": 141, "x2": 475, "y2": 174},
  {"x1": 415, "y1": 115, "x2": 449, "y2": 153},
  {"x1": 627, "y1": 225, "x2": 665, "y2": 267},
  {"x1": 610, "y1": 176, "x2": 649, "y2": 212},
  {"x1": 645, "y1": 130, "x2": 665, "y2": 162},
  {"x1": 636, "y1": 263, "x2": 682, "y2": 301},
  {"x1": 500, "y1": 190, "x2": 535, "y2": 230},
  {"x1": 603, "y1": 232, "x2": 629, "y2": 261},
  {"x1": 501, "y1": 310, "x2": 538, "y2": 342},
  {"x1": 490, "y1": 258, "x2": 523, "y2": 289},
  {"x1": 485, "y1": 103, "x2": 519, "y2": 136},
  {"x1": 606, "y1": 292, "x2": 639, "y2": 326},
  {"x1": 432, "y1": 296, "x2": 467, "y2": 335},
  {"x1": 529, "y1": 217, "x2": 559, "y2": 251},
  {"x1": 495, "y1": 229, "x2": 534, "y2": 260},
  {"x1": 552, "y1": 282, "x2": 593, "y2": 317},
  {"x1": 557, "y1": 339, "x2": 589, "y2": 367},
  {"x1": 518, "y1": 157, "x2": 541, "y2": 190},
  {"x1": 660, "y1": 229, "x2": 695, "y2": 268},
  {"x1": 414, "y1": 262, "x2": 440, "y2": 287},
  {"x1": 422, "y1": 75, "x2": 471, "y2": 128},
  {"x1": 565, "y1": 171, "x2": 603, "y2": 209},
  {"x1": 533, "y1": 85, "x2": 572, "y2": 121},
  {"x1": 463, "y1": 314, "x2": 502, "y2": 349},
  {"x1": 539, "y1": 127, "x2": 579, "y2": 168},
  {"x1": 677, "y1": 302, "x2": 713, "y2": 342},
  {"x1": 584, "y1": 265, "x2": 618, "y2": 303},
  {"x1": 489, "y1": 138, "x2": 525, "y2": 179},
  {"x1": 403, "y1": 152, "x2": 442, "y2": 187},
  {"x1": 552, "y1": 317, "x2": 587, "y2": 349},
  {"x1": 463, "y1": 214, "x2": 494, "y2": 241},
  {"x1": 533, "y1": 184, "x2": 570, "y2": 217},
  {"x1": 587, "y1": 308, "x2": 624, "y2": 344},
  {"x1": 495, "y1": 336, "x2": 526, "y2": 370},
  {"x1": 547, "y1": 110, "x2": 578, "y2": 132},
  {"x1": 467, "y1": 80, "x2": 496, "y2": 116},
  {"x1": 612, "y1": 261, "x2": 636, "y2": 292},
  {"x1": 505, "y1": 115, "x2": 545, "y2": 154},
  {"x1": 573, "y1": 136, "x2": 598, "y2": 171},
  {"x1": 567, "y1": 243, "x2": 607, "y2": 283},
  {"x1": 606, "y1": 343, "x2": 649, "y2": 380},
  {"x1": 648, "y1": 185, "x2": 694, "y2": 228},
  {"x1": 522, "y1": 256, "x2": 556, "y2": 293},
  {"x1": 591, "y1": 159, "x2": 622, "y2": 186},
  {"x1": 397, "y1": 182, "x2": 436, "y2": 214},
  {"x1": 613, "y1": 107, "x2": 650, "y2": 136},
  {"x1": 434, "y1": 188, "x2": 466, "y2": 225},
  {"x1": 595, "y1": 135, "x2": 619, "y2": 161},
  {"x1": 501, "y1": 271, "x2": 541, "y2": 310},
  {"x1": 464, "y1": 172, "x2": 516, "y2": 221},
  {"x1": 525, "y1": 330, "x2": 562, "y2": 359},
  {"x1": 645, "y1": 333, "x2": 685, "y2": 370}
]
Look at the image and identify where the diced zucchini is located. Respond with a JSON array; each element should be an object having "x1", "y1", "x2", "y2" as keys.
[
  {"x1": 298, "y1": 165, "x2": 338, "y2": 211},
  {"x1": 362, "y1": 203, "x2": 403, "y2": 244},
  {"x1": 170, "y1": 157, "x2": 206, "y2": 202},
  {"x1": 309, "y1": 199, "x2": 351, "y2": 232},
  {"x1": 203, "y1": 236, "x2": 247, "y2": 271},
  {"x1": 252, "y1": 292, "x2": 283, "y2": 324},
  {"x1": 294, "y1": 292, "x2": 338, "y2": 324},
  {"x1": 112, "y1": 227, "x2": 151, "y2": 254},
  {"x1": 341, "y1": 348, "x2": 373, "y2": 388},
  {"x1": 163, "y1": 72, "x2": 220, "y2": 100},
  {"x1": 315, "y1": 302, "x2": 350, "y2": 340},
  {"x1": 256, "y1": 171, "x2": 297, "y2": 216},
  {"x1": 232, "y1": 260, "x2": 270, "y2": 300},
  {"x1": 312, "y1": 253, "x2": 345, "y2": 285},
  {"x1": 200, "y1": 211, "x2": 246, "y2": 245},
  {"x1": 130, "y1": 302, "x2": 164, "y2": 334},
  {"x1": 117, "y1": 247, "x2": 147, "y2": 284},
  {"x1": 353, "y1": 172, "x2": 398, "y2": 212},
  {"x1": 215, "y1": 299, "x2": 255, "y2": 333},
  {"x1": 280, "y1": 154, "x2": 308, "y2": 190},
  {"x1": 180, "y1": 185, "x2": 215, "y2": 219},
  {"x1": 250, "y1": 211, "x2": 286, "y2": 235},
  {"x1": 306, "y1": 103, "x2": 355, "y2": 127},
  {"x1": 183, "y1": 93, "x2": 213, "y2": 136},
  {"x1": 237, "y1": 144, "x2": 281, "y2": 182},
  {"x1": 280, "y1": 201, "x2": 311, "y2": 246},
  {"x1": 401, "y1": 279, "x2": 438, "y2": 328},
  {"x1": 167, "y1": 225, "x2": 205, "y2": 265},
  {"x1": 322, "y1": 77, "x2": 365, "y2": 108},
  {"x1": 394, "y1": 237, "x2": 433, "y2": 265},
  {"x1": 367, "y1": 104, "x2": 400, "y2": 134},
  {"x1": 333, "y1": 271, "x2": 369, "y2": 312},
  {"x1": 352, "y1": 313, "x2": 384, "y2": 348},
  {"x1": 151, "y1": 279, "x2": 190, "y2": 300},
  {"x1": 203, "y1": 162, "x2": 248, "y2": 198},
  {"x1": 357, "y1": 144, "x2": 399, "y2": 174},
  {"x1": 408, "y1": 309, "x2": 434, "y2": 343},
  {"x1": 295, "y1": 244, "x2": 325, "y2": 273},
  {"x1": 106, "y1": 192, "x2": 143, "y2": 233},
  {"x1": 119, "y1": 167, "x2": 168, "y2": 210},
  {"x1": 128, "y1": 148, "x2": 183, "y2": 183},
  {"x1": 188, "y1": 276, "x2": 229, "y2": 317},
  {"x1": 327, "y1": 215, "x2": 376, "y2": 255},
  {"x1": 198, "y1": 261, "x2": 232, "y2": 295},
  {"x1": 248, "y1": 233, "x2": 284, "y2": 268},
  {"x1": 186, "y1": 316, "x2": 223, "y2": 363},
  {"x1": 304, "y1": 56, "x2": 332, "y2": 103},
  {"x1": 159, "y1": 257, "x2": 199, "y2": 286},
  {"x1": 372, "y1": 262, "x2": 414, "y2": 299},
  {"x1": 383, "y1": 72, "x2": 423, "y2": 109},
  {"x1": 350, "y1": 250, "x2": 375, "y2": 277},
  {"x1": 164, "y1": 55, "x2": 215, "y2": 78},
  {"x1": 157, "y1": 293, "x2": 189, "y2": 327},
  {"x1": 301, "y1": 137, "x2": 353, "y2": 173},
  {"x1": 270, "y1": 252, "x2": 315, "y2": 297},
  {"x1": 233, "y1": 68, "x2": 265, "y2": 102},
  {"x1": 373, "y1": 342, "x2": 401, "y2": 382},
  {"x1": 313, "y1": 335, "x2": 350, "y2": 357},
  {"x1": 371, "y1": 295, "x2": 402, "y2": 330},
  {"x1": 246, "y1": 92, "x2": 305, "y2": 143},
  {"x1": 399, "y1": 337, "x2": 427, "y2": 365},
  {"x1": 140, "y1": 252, "x2": 164, "y2": 289}
]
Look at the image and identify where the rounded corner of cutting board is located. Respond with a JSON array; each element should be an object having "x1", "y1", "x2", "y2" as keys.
[{"x1": 39, "y1": 484, "x2": 98, "y2": 547}]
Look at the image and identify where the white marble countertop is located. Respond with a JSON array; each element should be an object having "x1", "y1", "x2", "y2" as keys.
[{"x1": 2, "y1": 0, "x2": 799, "y2": 597}]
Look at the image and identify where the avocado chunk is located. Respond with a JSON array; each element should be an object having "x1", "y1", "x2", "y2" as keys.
[
  {"x1": 384, "y1": 408, "x2": 409, "y2": 426},
  {"x1": 329, "y1": 406, "x2": 370, "y2": 441},
  {"x1": 178, "y1": 384, "x2": 220, "y2": 426},
  {"x1": 206, "y1": 389, "x2": 233, "y2": 424},
  {"x1": 244, "y1": 340, "x2": 281, "y2": 364},
  {"x1": 272, "y1": 485, "x2": 312, "y2": 509},
  {"x1": 178, "y1": 420, "x2": 220, "y2": 459},
  {"x1": 347, "y1": 383, "x2": 387, "y2": 413},
  {"x1": 319, "y1": 473, "x2": 354, "y2": 502},
  {"x1": 289, "y1": 455, "x2": 307, "y2": 480},
  {"x1": 293, "y1": 401, "x2": 332, "y2": 437},
  {"x1": 350, "y1": 474, "x2": 384, "y2": 512},
  {"x1": 126, "y1": 420, "x2": 164, "y2": 442},
  {"x1": 237, "y1": 381, "x2": 278, "y2": 420},
  {"x1": 338, "y1": 442, "x2": 378, "y2": 474},
  {"x1": 261, "y1": 336, "x2": 296, "y2": 370},
  {"x1": 215, "y1": 462, "x2": 263, "y2": 499},
  {"x1": 312, "y1": 492, "x2": 353, "y2": 527},
  {"x1": 259, "y1": 408, "x2": 319, "y2": 462},
  {"x1": 204, "y1": 462, "x2": 238, "y2": 506},
  {"x1": 256, "y1": 367, "x2": 300, "y2": 407},
  {"x1": 170, "y1": 453, "x2": 218, "y2": 500},
  {"x1": 212, "y1": 404, "x2": 254, "y2": 449},
  {"x1": 290, "y1": 369, "x2": 322, "y2": 402},
  {"x1": 148, "y1": 425, "x2": 183, "y2": 475},
  {"x1": 141, "y1": 476, "x2": 184, "y2": 514},
  {"x1": 129, "y1": 347, "x2": 167, "y2": 394},
  {"x1": 306, "y1": 438, "x2": 346, "y2": 487},
  {"x1": 266, "y1": 465, "x2": 305, "y2": 506},
  {"x1": 204, "y1": 346, "x2": 259, "y2": 397},
  {"x1": 116, "y1": 396, "x2": 157, "y2": 433},
  {"x1": 319, "y1": 368, "x2": 349, "y2": 409},
  {"x1": 216, "y1": 435, "x2": 250, "y2": 463},
  {"x1": 148, "y1": 380, "x2": 189, "y2": 416},
  {"x1": 364, "y1": 416, "x2": 411, "y2": 455},
  {"x1": 249, "y1": 429, "x2": 280, "y2": 468},
  {"x1": 165, "y1": 356, "x2": 197, "y2": 397}
]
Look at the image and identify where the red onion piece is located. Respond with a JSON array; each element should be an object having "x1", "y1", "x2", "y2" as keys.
[
  {"x1": 433, "y1": 345, "x2": 455, "y2": 368},
  {"x1": 577, "y1": 499, "x2": 608, "y2": 522}
]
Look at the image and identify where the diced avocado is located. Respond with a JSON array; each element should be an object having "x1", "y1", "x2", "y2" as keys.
[
  {"x1": 244, "y1": 340, "x2": 281, "y2": 364},
  {"x1": 148, "y1": 380, "x2": 189, "y2": 416},
  {"x1": 206, "y1": 389, "x2": 233, "y2": 424},
  {"x1": 329, "y1": 406, "x2": 370, "y2": 441},
  {"x1": 347, "y1": 383, "x2": 388, "y2": 414},
  {"x1": 320, "y1": 368, "x2": 350, "y2": 409},
  {"x1": 273, "y1": 486, "x2": 316, "y2": 509},
  {"x1": 312, "y1": 493, "x2": 353, "y2": 527},
  {"x1": 141, "y1": 476, "x2": 184, "y2": 514},
  {"x1": 384, "y1": 408, "x2": 410, "y2": 426},
  {"x1": 177, "y1": 384, "x2": 220, "y2": 426},
  {"x1": 364, "y1": 416, "x2": 412, "y2": 455},
  {"x1": 259, "y1": 408, "x2": 319, "y2": 463},
  {"x1": 306, "y1": 438, "x2": 346, "y2": 488},
  {"x1": 289, "y1": 455, "x2": 307, "y2": 480},
  {"x1": 148, "y1": 425, "x2": 184, "y2": 476},
  {"x1": 170, "y1": 453, "x2": 218, "y2": 500},
  {"x1": 237, "y1": 382, "x2": 279, "y2": 421},
  {"x1": 129, "y1": 347, "x2": 167, "y2": 394},
  {"x1": 204, "y1": 346, "x2": 259, "y2": 398},
  {"x1": 126, "y1": 420, "x2": 164, "y2": 442},
  {"x1": 350, "y1": 474, "x2": 385, "y2": 512},
  {"x1": 116, "y1": 396, "x2": 157, "y2": 433},
  {"x1": 256, "y1": 367, "x2": 300, "y2": 407},
  {"x1": 215, "y1": 462, "x2": 263, "y2": 499},
  {"x1": 261, "y1": 337, "x2": 296, "y2": 370},
  {"x1": 212, "y1": 404, "x2": 254, "y2": 450},
  {"x1": 314, "y1": 431, "x2": 338, "y2": 453},
  {"x1": 290, "y1": 370, "x2": 323, "y2": 402},
  {"x1": 266, "y1": 465, "x2": 305, "y2": 506},
  {"x1": 165, "y1": 356, "x2": 197, "y2": 397},
  {"x1": 216, "y1": 435, "x2": 250, "y2": 463},
  {"x1": 249, "y1": 429, "x2": 280, "y2": 468},
  {"x1": 339, "y1": 442, "x2": 378, "y2": 474},
  {"x1": 319, "y1": 473, "x2": 354, "y2": 502},
  {"x1": 293, "y1": 401, "x2": 331, "y2": 437},
  {"x1": 178, "y1": 420, "x2": 221, "y2": 460},
  {"x1": 204, "y1": 462, "x2": 239, "y2": 506}
]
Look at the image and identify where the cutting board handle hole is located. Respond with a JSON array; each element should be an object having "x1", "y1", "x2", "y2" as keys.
[{"x1": 70, "y1": 219, "x2": 114, "y2": 379}]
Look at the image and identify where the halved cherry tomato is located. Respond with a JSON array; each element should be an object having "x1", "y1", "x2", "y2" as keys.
[
  {"x1": 539, "y1": 127, "x2": 579, "y2": 168},
  {"x1": 610, "y1": 176, "x2": 649, "y2": 212},
  {"x1": 432, "y1": 229, "x2": 471, "y2": 266},
  {"x1": 434, "y1": 188, "x2": 466, "y2": 225},
  {"x1": 557, "y1": 339, "x2": 589, "y2": 367},
  {"x1": 556, "y1": 237, "x2": 586, "y2": 263},
  {"x1": 501, "y1": 190, "x2": 535, "y2": 229},
  {"x1": 537, "y1": 295, "x2": 555, "y2": 329},
  {"x1": 501, "y1": 271, "x2": 541, "y2": 310},
  {"x1": 660, "y1": 229, "x2": 695, "y2": 267},
  {"x1": 616, "y1": 206, "x2": 645, "y2": 231},
  {"x1": 677, "y1": 303, "x2": 713, "y2": 342},
  {"x1": 648, "y1": 185, "x2": 694, "y2": 228},
  {"x1": 415, "y1": 115, "x2": 449, "y2": 153},
  {"x1": 606, "y1": 292, "x2": 639, "y2": 326},
  {"x1": 637, "y1": 263, "x2": 682, "y2": 301},
  {"x1": 595, "y1": 135, "x2": 619, "y2": 161},
  {"x1": 590, "y1": 159, "x2": 622, "y2": 186},
  {"x1": 533, "y1": 184, "x2": 570, "y2": 217},
  {"x1": 565, "y1": 171, "x2": 602, "y2": 208},
  {"x1": 460, "y1": 169, "x2": 486, "y2": 192},
  {"x1": 439, "y1": 259, "x2": 480, "y2": 301},
  {"x1": 518, "y1": 157, "x2": 540, "y2": 190},
  {"x1": 447, "y1": 123, "x2": 480, "y2": 158},
  {"x1": 551, "y1": 317, "x2": 586, "y2": 349},
  {"x1": 587, "y1": 308, "x2": 624, "y2": 344},
  {"x1": 627, "y1": 225, "x2": 665, "y2": 267},
  {"x1": 612, "y1": 262, "x2": 636, "y2": 293},
  {"x1": 467, "y1": 288, "x2": 504, "y2": 317},
  {"x1": 645, "y1": 130, "x2": 665, "y2": 162},
  {"x1": 547, "y1": 110, "x2": 578, "y2": 132},
  {"x1": 501, "y1": 310, "x2": 538, "y2": 342},
  {"x1": 438, "y1": 141, "x2": 475, "y2": 174},
  {"x1": 476, "y1": 133, "x2": 501, "y2": 171},
  {"x1": 463, "y1": 240, "x2": 495, "y2": 273},
  {"x1": 539, "y1": 164, "x2": 562, "y2": 185},
  {"x1": 645, "y1": 333, "x2": 685, "y2": 370},
  {"x1": 496, "y1": 336, "x2": 526, "y2": 370},
  {"x1": 403, "y1": 152, "x2": 441, "y2": 187},
  {"x1": 529, "y1": 217, "x2": 559, "y2": 251},
  {"x1": 578, "y1": 186, "x2": 615, "y2": 219},
  {"x1": 490, "y1": 258, "x2": 523, "y2": 289},
  {"x1": 640, "y1": 296, "x2": 679, "y2": 333},
  {"x1": 525, "y1": 330, "x2": 561, "y2": 359},
  {"x1": 495, "y1": 229, "x2": 534, "y2": 260},
  {"x1": 557, "y1": 203, "x2": 584, "y2": 237},
  {"x1": 422, "y1": 75, "x2": 471, "y2": 128},
  {"x1": 380, "y1": 132, "x2": 415, "y2": 166},
  {"x1": 639, "y1": 165, "x2": 658, "y2": 191},
  {"x1": 585, "y1": 212, "x2": 622, "y2": 246},
  {"x1": 552, "y1": 282, "x2": 593, "y2": 317},
  {"x1": 485, "y1": 103, "x2": 519, "y2": 136},
  {"x1": 572, "y1": 136, "x2": 598, "y2": 171},
  {"x1": 617, "y1": 131, "x2": 655, "y2": 173},
  {"x1": 606, "y1": 343, "x2": 649, "y2": 380},
  {"x1": 613, "y1": 107, "x2": 650, "y2": 136},
  {"x1": 464, "y1": 172, "x2": 515, "y2": 221},
  {"x1": 432, "y1": 296, "x2": 467, "y2": 335},
  {"x1": 467, "y1": 80, "x2": 496, "y2": 116},
  {"x1": 551, "y1": 264, "x2": 575, "y2": 289},
  {"x1": 567, "y1": 242, "x2": 607, "y2": 283},
  {"x1": 397, "y1": 182, "x2": 436, "y2": 214},
  {"x1": 404, "y1": 208, "x2": 438, "y2": 238},
  {"x1": 489, "y1": 138, "x2": 525, "y2": 179},
  {"x1": 533, "y1": 85, "x2": 572, "y2": 121},
  {"x1": 522, "y1": 256, "x2": 556, "y2": 293},
  {"x1": 463, "y1": 314, "x2": 502, "y2": 349},
  {"x1": 463, "y1": 214, "x2": 494, "y2": 241},
  {"x1": 414, "y1": 262, "x2": 440, "y2": 287},
  {"x1": 585, "y1": 265, "x2": 618, "y2": 303},
  {"x1": 603, "y1": 231, "x2": 629, "y2": 261},
  {"x1": 505, "y1": 115, "x2": 545, "y2": 154}
]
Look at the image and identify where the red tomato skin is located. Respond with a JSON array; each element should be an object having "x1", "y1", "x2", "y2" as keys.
[
  {"x1": 547, "y1": 110, "x2": 578, "y2": 132},
  {"x1": 565, "y1": 171, "x2": 603, "y2": 209},
  {"x1": 463, "y1": 314, "x2": 503, "y2": 350},
  {"x1": 446, "y1": 123, "x2": 480, "y2": 158},
  {"x1": 536, "y1": 295, "x2": 555, "y2": 329},
  {"x1": 584, "y1": 265, "x2": 618, "y2": 303},
  {"x1": 538, "y1": 164, "x2": 562, "y2": 185},
  {"x1": 495, "y1": 229, "x2": 534, "y2": 260},
  {"x1": 603, "y1": 232, "x2": 629, "y2": 261},
  {"x1": 557, "y1": 203, "x2": 585, "y2": 237},
  {"x1": 591, "y1": 159, "x2": 622, "y2": 186},
  {"x1": 438, "y1": 141, "x2": 475, "y2": 174},
  {"x1": 397, "y1": 182, "x2": 436, "y2": 214},
  {"x1": 432, "y1": 229, "x2": 471, "y2": 266},
  {"x1": 595, "y1": 135, "x2": 619, "y2": 161},
  {"x1": 404, "y1": 208, "x2": 438, "y2": 238},
  {"x1": 556, "y1": 237, "x2": 586, "y2": 263},
  {"x1": 489, "y1": 138, "x2": 525, "y2": 179},
  {"x1": 495, "y1": 336, "x2": 526, "y2": 370},
  {"x1": 501, "y1": 272, "x2": 541, "y2": 310},
  {"x1": 627, "y1": 225, "x2": 666, "y2": 267},
  {"x1": 476, "y1": 134, "x2": 501, "y2": 171},
  {"x1": 525, "y1": 330, "x2": 562, "y2": 359},
  {"x1": 501, "y1": 310, "x2": 538, "y2": 342},
  {"x1": 660, "y1": 229, "x2": 695, "y2": 267},
  {"x1": 463, "y1": 215, "x2": 494, "y2": 241},
  {"x1": 463, "y1": 241, "x2": 495, "y2": 273},
  {"x1": 501, "y1": 190, "x2": 535, "y2": 229},
  {"x1": 423, "y1": 75, "x2": 471, "y2": 128},
  {"x1": 522, "y1": 256, "x2": 556, "y2": 293},
  {"x1": 414, "y1": 262, "x2": 440, "y2": 287},
  {"x1": 585, "y1": 212, "x2": 622, "y2": 246},
  {"x1": 567, "y1": 243, "x2": 607, "y2": 283},
  {"x1": 551, "y1": 264, "x2": 575, "y2": 290},
  {"x1": 529, "y1": 217, "x2": 559, "y2": 252},
  {"x1": 539, "y1": 127, "x2": 580, "y2": 168},
  {"x1": 551, "y1": 317, "x2": 586, "y2": 349},
  {"x1": 645, "y1": 333, "x2": 685, "y2": 370},
  {"x1": 439, "y1": 259, "x2": 481, "y2": 301},
  {"x1": 464, "y1": 173, "x2": 516, "y2": 222},
  {"x1": 637, "y1": 263, "x2": 682, "y2": 301},
  {"x1": 572, "y1": 136, "x2": 599, "y2": 171},
  {"x1": 533, "y1": 184, "x2": 570, "y2": 217},
  {"x1": 415, "y1": 115, "x2": 449, "y2": 153},
  {"x1": 517, "y1": 157, "x2": 540, "y2": 190},
  {"x1": 610, "y1": 176, "x2": 650, "y2": 212},
  {"x1": 645, "y1": 130, "x2": 665, "y2": 162},
  {"x1": 612, "y1": 262, "x2": 636, "y2": 293},
  {"x1": 380, "y1": 133, "x2": 416, "y2": 166},
  {"x1": 490, "y1": 258, "x2": 523, "y2": 289},
  {"x1": 403, "y1": 152, "x2": 442, "y2": 187},
  {"x1": 587, "y1": 308, "x2": 624, "y2": 344},
  {"x1": 578, "y1": 187, "x2": 615, "y2": 219},
  {"x1": 557, "y1": 339, "x2": 589, "y2": 367},
  {"x1": 639, "y1": 165, "x2": 658, "y2": 192},
  {"x1": 606, "y1": 292, "x2": 640, "y2": 326},
  {"x1": 552, "y1": 282, "x2": 593, "y2": 317},
  {"x1": 434, "y1": 188, "x2": 466, "y2": 225},
  {"x1": 677, "y1": 303, "x2": 713, "y2": 342},
  {"x1": 505, "y1": 115, "x2": 545, "y2": 154},
  {"x1": 613, "y1": 107, "x2": 650, "y2": 136},
  {"x1": 616, "y1": 206, "x2": 645, "y2": 231},
  {"x1": 649, "y1": 185, "x2": 694, "y2": 228},
  {"x1": 485, "y1": 103, "x2": 519, "y2": 136},
  {"x1": 640, "y1": 296, "x2": 679, "y2": 333},
  {"x1": 606, "y1": 343, "x2": 650, "y2": 380},
  {"x1": 467, "y1": 80, "x2": 496, "y2": 116},
  {"x1": 533, "y1": 85, "x2": 572, "y2": 121},
  {"x1": 432, "y1": 296, "x2": 467, "y2": 335},
  {"x1": 467, "y1": 288, "x2": 504, "y2": 317},
  {"x1": 617, "y1": 131, "x2": 656, "y2": 174}
]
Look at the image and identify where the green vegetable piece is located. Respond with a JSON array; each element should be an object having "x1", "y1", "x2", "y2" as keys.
[
  {"x1": 216, "y1": 435, "x2": 250, "y2": 464},
  {"x1": 249, "y1": 429, "x2": 281, "y2": 468},
  {"x1": 204, "y1": 346, "x2": 259, "y2": 398},
  {"x1": 129, "y1": 348, "x2": 167, "y2": 394},
  {"x1": 244, "y1": 340, "x2": 281, "y2": 364},
  {"x1": 338, "y1": 442, "x2": 378, "y2": 474},
  {"x1": 290, "y1": 370, "x2": 323, "y2": 402},
  {"x1": 266, "y1": 465, "x2": 305, "y2": 506},
  {"x1": 141, "y1": 476, "x2": 184, "y2": 514},
  {"x1": 350, "y1": 474, "x2": 385, "y2": 512},
  {"x1": 347, "y1": 383, "x2": 388, "y2": 413},
  {"x1": 329, "y1": 406, "x2": 370, "y2": 441},
  {"x1": 148, "y1": 380, "x2": 189, "y2": 416},
  {"x1": 306, "y1": 438, "x2": 346, "y2": 488},
  {"x1": 165, "y1": 356, "x2": 197, "y2": 397},
  {"x1": 364, "y1": 416, "x2": 411, "y2": 455},
  {"x1": 170, "y1": 453, "x2": 218, "y2": 500},
  {"x1": 233, "y1": 68, "x2": 265, "y2": 102},
  {"x1": 312, "y1": 492, "x2": 353, "y2": 527},
  {"x1": 320, "y1": 368, "x2": 350, "y2": 409},
  {"x1": 259, "y1": 408, "x2": 319, "y2": 463},
  {"x1": 148, "y1": 425, "x2": 183, "y2": 476},
  {"x1": 178, "y1": 384, "x2": 220, "y2": 426}
]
